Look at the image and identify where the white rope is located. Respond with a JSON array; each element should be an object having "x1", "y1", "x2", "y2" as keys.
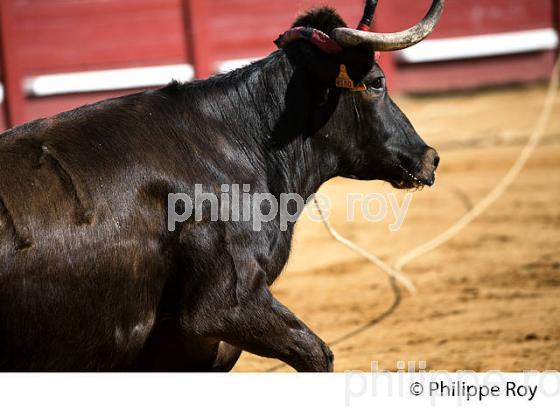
[
  {"x1": 317, "y1": 55, "x2": 560, "y2": 293},
  {"x1": 394, "y1": 56, "x2": 560, "y2": 272},
  {"x1": 313, "y1": 198, "x2": 416, "y2": 293}
]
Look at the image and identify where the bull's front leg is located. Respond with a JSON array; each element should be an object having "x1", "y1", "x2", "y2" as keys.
[
  {"x1": 190, "y1": 275, "x2": 333, "y2": 372},
  {"x1": 211, "y1": 342, "x2": 242, "y2": 372},
  {"x1": 179, "y1": 225, "x2": 333, "y2": 372}
]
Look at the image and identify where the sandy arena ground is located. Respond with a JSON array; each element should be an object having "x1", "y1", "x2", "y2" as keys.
[{"x1": 233, "y1": 83, "x2": 560, "y2": 372}]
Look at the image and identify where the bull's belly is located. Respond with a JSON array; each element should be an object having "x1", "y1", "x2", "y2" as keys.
[
  {"x1": 0, "y1": 269, "x2": 226, "y2": 371},
  {"x1": 0, "y1": 268, "x2": 163, "y2": 371},
  {"x1": 0, "y1": 219, "x2": 228, "y2": 370}
]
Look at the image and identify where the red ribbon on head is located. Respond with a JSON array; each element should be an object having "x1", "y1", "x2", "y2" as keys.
[
  {"x1": 274, "y1": 27, "x2": 343, "y2": 54},
  {"x1": 357, "y1": 23, "x2": 371, "y2": 32}
]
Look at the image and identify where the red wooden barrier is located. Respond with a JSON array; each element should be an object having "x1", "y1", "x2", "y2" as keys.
[{"x1": 0, "y1": 0, "x2": 558, "y2": 129}]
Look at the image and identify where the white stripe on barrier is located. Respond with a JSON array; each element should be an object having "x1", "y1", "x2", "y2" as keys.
[
  {"x1": 24, "y1": 64, "x2": 195, "y2": 97},
  {"x1": 216, "y1": 30, "x2": 559, "y2": 71},
  {"x1": 15, "y1": 29, "x2": 560, "y2": 99},
  {"x1": 216, "y1": 57, "x2": 262, "y2": 73},
  {"x1": 398, "y1": 28, "x2": 559, "y2": 63}
]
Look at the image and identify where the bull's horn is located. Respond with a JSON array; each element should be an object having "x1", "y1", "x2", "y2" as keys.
[
  {"x1": 332, "y1": 0, "x2": 445, "y2": 51},
  {"x1": 357, "y1": 0, "x2": 379, "y2": 31}
]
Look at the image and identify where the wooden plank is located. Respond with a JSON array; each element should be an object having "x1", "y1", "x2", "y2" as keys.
[
  {"x1": 0, "y1": 0, "x2": 25, "y2": 127},
  {"x1": 555, "y1": 0, "x2": 560, "y2": 55},
  {"x1": 0, "y1": 107, "x2": 6, "y2": 130},
  {"x1": 182, "y1": 0, "x2": 212, "y2": 78},
  {"x1": 14, "y1": 0, "x2": 188, "y2": 75},
  {"x1": 374, "y1": 0, "x2": 554, "y2": 38},
  {"x1": 393, "y1": 51, "x2": 555, "y2": 93}
]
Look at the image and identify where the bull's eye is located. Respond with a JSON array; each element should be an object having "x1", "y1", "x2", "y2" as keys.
[{"x1": 370, "y1": 77, "x2": 385, "y2": 92}]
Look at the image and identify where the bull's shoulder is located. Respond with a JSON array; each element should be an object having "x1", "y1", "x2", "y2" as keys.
[{"x1": 0, "y1": 90, "x2": 191, "y2": 251}]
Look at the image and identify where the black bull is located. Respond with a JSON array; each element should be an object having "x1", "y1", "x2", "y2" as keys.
[{"x1": 0, "y1": 8, "x2": 439, "y2": 371}]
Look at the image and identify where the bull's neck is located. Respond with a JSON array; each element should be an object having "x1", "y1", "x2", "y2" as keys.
[{"x1": 193, "y1": 51, "x2": 339, "y2": 200}]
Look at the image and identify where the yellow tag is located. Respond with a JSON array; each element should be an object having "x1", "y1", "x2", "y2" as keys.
[
  {"x1": 336, "y1": 64, "x2": 354, "y2": 89},
  {"x1": 335, "y1": 64, "x2": 366, "y2": 92}
]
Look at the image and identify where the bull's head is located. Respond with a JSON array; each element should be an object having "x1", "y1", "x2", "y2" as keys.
[{"x1": 276, "y1": 0, "x2": 443, "y2": 189}]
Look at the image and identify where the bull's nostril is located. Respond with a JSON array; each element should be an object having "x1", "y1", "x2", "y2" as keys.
[{"x1": 433, "y1": 155, "x2": 440, "y2": 169}]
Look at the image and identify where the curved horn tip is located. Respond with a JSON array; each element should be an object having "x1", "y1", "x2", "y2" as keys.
[
  {"x1": 358, "y1": 0, "x2": 379, "y2": 30},
  {"x1": 333, "y1": 0, "x2": 445, "y2": 51}
]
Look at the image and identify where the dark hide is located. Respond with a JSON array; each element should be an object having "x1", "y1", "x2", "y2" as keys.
[{"x1": 0, "y1": 8, "x2": 438, "y2": 371}]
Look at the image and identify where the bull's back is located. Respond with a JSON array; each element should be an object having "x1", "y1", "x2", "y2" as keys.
[{"x1": 0, "y1": 96, "x2": 178, "y2": 370}]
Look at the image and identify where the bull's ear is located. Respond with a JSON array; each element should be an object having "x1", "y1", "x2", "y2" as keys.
[
  {"x1": 283, "y1": 42, "x2": 341, "y2": 84},
  {"x1": 284, "y1": 42, "x2": 374, "y2": 88},
  {"x1": 337, "y1": 46, "x2": 375, "y2": 87}
]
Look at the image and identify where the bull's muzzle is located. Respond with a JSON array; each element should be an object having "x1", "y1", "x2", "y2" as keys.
[{"x1": 418, "y1": 147, "x2": 440, "y2": 186}]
